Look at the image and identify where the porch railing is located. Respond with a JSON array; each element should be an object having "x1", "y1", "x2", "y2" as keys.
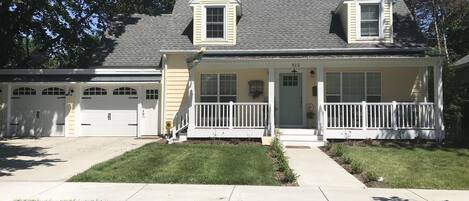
[
  {"x1": 172, "y1": 109, "x2": 189, "y2": 134},
  {"x1": 323, "y1": 102, "x2": 435, "y2": 130},
  {"x1": 194, "y1": 102, "x2": 269, "y2": 129}
]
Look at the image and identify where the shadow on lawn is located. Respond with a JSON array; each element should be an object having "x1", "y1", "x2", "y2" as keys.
[
  {"x1": 372, "y1": 196, "x2": 412, "y2": 201},
  {"x1": 0, "y1": 141, "x2": 64, "y2": 176}
]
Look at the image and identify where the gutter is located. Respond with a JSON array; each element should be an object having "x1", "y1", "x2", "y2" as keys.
[
  {"x1": 0, "y1": 68, "x2": 162, "y2": 75},
  {"x1": 160, "y1": 47, "x2": 429, "y2": 55}
]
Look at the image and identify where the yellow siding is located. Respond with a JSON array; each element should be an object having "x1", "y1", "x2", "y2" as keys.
[
  {"x1": 165, "y1": 55, "x2": 190, "y2": 122},
  {"x1": 65, "y1": 96, "x2": 76, "y2": 136},
  {"x1": 192, "y1": 2, "x2": 237, "y2": 46}
]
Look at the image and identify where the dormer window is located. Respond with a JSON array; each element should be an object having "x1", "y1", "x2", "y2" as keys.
[
  {"x1": 359, "y1": 4, "x2": 381, "y2": 38},
  {"x1": 205, "y1": 7, "x2": 225, "y2": 39}
]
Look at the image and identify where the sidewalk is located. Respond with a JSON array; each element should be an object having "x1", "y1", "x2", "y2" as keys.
[
  {"x1": 2, "y1": 181, "x2": 469, "y2": 201},
  {"x1": 285, "y1": 147, "x2": 366, "y2": 188}
]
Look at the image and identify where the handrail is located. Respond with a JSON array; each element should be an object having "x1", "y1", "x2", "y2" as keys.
[{"x1": 194, "y1": 102, "x2": 269, "y2": 129}]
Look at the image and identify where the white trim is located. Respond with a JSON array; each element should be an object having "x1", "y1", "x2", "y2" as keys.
[
  {"x1": 188, "y1": 128, "x2": 265, "y2": 138},
  {"x1": 202, "y1": 5, "x2": 228, "y2": 42},
  {"x1": 268, "y1": 68, "x2": 275, "y2": 136},
  {"x1": 356, "y1": 0, "x2": 385, "y2": 41},
  {"x1": 162, "y1": 54, "x2": 168, "y2": 135},
  {"x1": 0, "y1": 68, "x2": 162, "y2": 75},
  {"x1": 325, "y1": 129, "x2": 438, "y2": 140},
  {"x1": 160, "y1": 47, "x2": 430, "y2": 54}
]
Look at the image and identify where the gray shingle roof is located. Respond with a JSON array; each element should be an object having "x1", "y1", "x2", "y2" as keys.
[
  {"x1": 162, "y1": 0, "x2": 425, "y2": 51},
  {"x1": 97, "y1": 0, "x2": 426, "y2": 67},
  {"x1": 95, "y1": 14, "x2": 171, "y2": 68}
]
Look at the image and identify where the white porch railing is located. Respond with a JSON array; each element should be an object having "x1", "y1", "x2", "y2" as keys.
[
  {"x1": 323, "y1": 102, "x2": 435, "y2": 130},
  {"x1": 194, "y1": 102, "x2": 269, "y2": 129},
  {"x1": 172, "y1": 109, "x2": 189, "y2": 134}
]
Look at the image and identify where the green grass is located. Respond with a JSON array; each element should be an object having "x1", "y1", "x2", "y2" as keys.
[
  {"x1": 330, "y1": 144, "x2": 469, "y2": 189},
  {"x1": 69, "y1": 143, "x2": 279, "y2": 185}
]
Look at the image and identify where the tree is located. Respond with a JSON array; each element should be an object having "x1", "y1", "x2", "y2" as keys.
[{"x1": 0, "y1": 0, "x2": 175, "y2": 68}]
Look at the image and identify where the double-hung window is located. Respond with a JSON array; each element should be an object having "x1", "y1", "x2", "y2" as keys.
[
  {"x1": 326, "y1": 72, "x2": 381, "y2": 102},
  {"x1": 360, "y1": 4, "x2": 380, "y2": 37},
  {"x1": 205, "y1": 7, "x2": 225, "y2": 39},
  {"x1": 201, "y1": 74, "x2": 237, "y2": 102}
]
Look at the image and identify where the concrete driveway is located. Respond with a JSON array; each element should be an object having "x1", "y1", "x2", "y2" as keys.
[{"x1": 0, "y1": 137, "x2": 158, "y2": 181}]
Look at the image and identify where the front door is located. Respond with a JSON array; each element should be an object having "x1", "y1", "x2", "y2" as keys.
[
  {"x1": 142, "y1": 89, "x2": 159, "y2": 136},
  {"x1": 279, "y1": 73, "x2": 303, "y2": 126}
]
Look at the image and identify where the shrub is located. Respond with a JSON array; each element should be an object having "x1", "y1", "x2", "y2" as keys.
[
  {"x1": 270, "y1": 137, "x2": 298, "y2": 183},
  {"x1": 351, "y1": 161, "x2": 364, "y2": 174},
  {"x1": 331, "y1": 144, "x2": 345, "y2": 157}
]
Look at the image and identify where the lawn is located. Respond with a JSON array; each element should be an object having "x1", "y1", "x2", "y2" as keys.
[
  {"x1": 327, "y1": 144, "x2": 469, "y2": 189},
  {"x1": 69, "y1": 143, "x2": 280, "y2": 185}
]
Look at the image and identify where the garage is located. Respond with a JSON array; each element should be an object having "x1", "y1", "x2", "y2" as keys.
[
  {"x1": 9, "y1": 86, "x2": 66, "y2": 137},
  {"x1": 81, "y1": 86, "x2": 139, "y2": 137}
]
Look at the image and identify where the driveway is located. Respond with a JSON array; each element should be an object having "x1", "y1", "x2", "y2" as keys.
[{"x1": 0, "y1": 137, "x2": 158, "y2": 181}]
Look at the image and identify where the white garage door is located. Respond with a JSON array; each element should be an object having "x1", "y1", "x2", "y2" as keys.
[
  {"x1": 81, "y1": 87, "x2": 138, "y2": 136},
  {"x1": 10, "y1": 87, "x2": 66, "y2": 137}
]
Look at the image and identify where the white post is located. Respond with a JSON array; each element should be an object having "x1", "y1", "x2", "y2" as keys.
[
  {"x1": 316, "y1": 66, "x2": 325, "y2": 137},
  {"x1": 420, "y1": 66, "x2": 429, "y2": 102},
  {"x1": 392, "y1": 101, "x2": 398, "y2": 130},
  {"x1": 5, "y1": 84, "x2": 12, "y2": 136},
  {"x1": 433, "y1": 62, "x2": 444, "y2": 140},
  {"x1": 75, "y1": 84, "x2": 82, "y2": 137},
  {"x1": 188, "y1": 68, "x2": 196, "y2": 133},
  {"x1": 362, "y1": 101, "x2": 367, "y2": 130},
  {"x1": 229, "y1": 101, "x2": 234, "y2": 129},
  {"x1": 137, "y1": 86, "x2": 144, "y2": 138},
  {"x1": 268, "y1": 68, "x2": 275, "y2": 137}
]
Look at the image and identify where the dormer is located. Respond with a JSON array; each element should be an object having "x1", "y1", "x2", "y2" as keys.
[
  {"x1": 189, "y1": 0, "x2": 241, "y2": 46},
  {"x1": 336, "y1": 0, "x2": 394, "y2": 44}
]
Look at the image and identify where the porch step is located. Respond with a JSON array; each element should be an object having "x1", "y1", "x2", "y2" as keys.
[
  {"x1": 279, "y1": 134, "x2": 319, "y2": 142},
  {"x1": 278, "y1": 129, "x2": 318, "y2": 136}
]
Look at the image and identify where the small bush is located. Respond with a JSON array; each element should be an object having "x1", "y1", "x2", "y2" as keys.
[
  {"x1": 351, "y1": 161, "x2": 364, "y2": 174},
  {"x1": 343, "y1": 155, "x2": 353, "y2": 164},
  {"x1": 331, "y1": 144, "x2": 345, "y2": 157},
  {"x1": 366, "y1": 171, "x2": 379, "y2": 182},
  {"x1": 270, "y1": 138, "x2": 298, "y2": 183}
]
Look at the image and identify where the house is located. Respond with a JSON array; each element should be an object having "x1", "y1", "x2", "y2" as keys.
[{"x1": 0, "y1": 0, "x2": 444, "y2": 146}]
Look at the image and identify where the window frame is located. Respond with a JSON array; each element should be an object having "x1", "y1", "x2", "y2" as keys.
[
  {"x1": 357, "y1": 1, "x2": 384, "y2": 40},
  {"x1": 325, "y1": 72, "x2": 382, "y2": 102},
  {"x1": 202, "y1": 5, "x2": 227, "y2": 41},
  {"x1": 83, "y1": 87, "x2": 107, "y2": 96},
  {"x1": 200, "y1": 73, "x2": 237, "y2": 102},
  {"x1": 12, "y1": 87, "x2": 36, "y2": 96},
  {"x1": 113, "y1": 87, "x2": 137, "y2": 96},
  {"x1": 42, "y1": 87, "x2": 66, "y2": 96}
]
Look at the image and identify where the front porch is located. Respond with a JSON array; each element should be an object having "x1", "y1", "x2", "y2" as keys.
[{"x1": 170, "y1": 56, "x2": 444, "y2": 142}]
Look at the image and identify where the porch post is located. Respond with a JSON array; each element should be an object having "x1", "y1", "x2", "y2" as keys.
[
  {"x1": 420, "y1": 67, "x2": 429, "y2": 102},
  {"x1": 316, "y1": 66, "x2": 325, "y2": 137},
  {"x1": 433, "y1": 62, "x2": 444, "y2": 140},
  {"x1": 188, "y1": 68, "x2": 196, "y2": 131},
  {"x1": 268, "y1": 68, "x2": 275, "y2": 137}
]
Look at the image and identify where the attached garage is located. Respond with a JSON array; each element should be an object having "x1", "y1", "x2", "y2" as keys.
[
  {"x1": 81, "y1": 87, "x2": 139, "y2": 137},
  {"x1": 10, "y1": 86, "x2": 66, "y2": 137}
]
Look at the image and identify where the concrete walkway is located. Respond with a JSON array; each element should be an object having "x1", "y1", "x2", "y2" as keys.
[
  {"x1": 2, "y1": 182, "x2": 469, "y2": 201},
  {"x1": 0, "y1": 137, "x2": 158, "y2": 181},
  {"x1": 285, "y1": 147, "x2": 366, "y2": 188}
]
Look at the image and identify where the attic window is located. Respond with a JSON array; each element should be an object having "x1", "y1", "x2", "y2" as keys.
[
  {"x1": 206, "y1": 7, "x2": 225, "y2": 39},
  {"x1": 360, "y1": 4, "x2": 380, "y2": 37}
]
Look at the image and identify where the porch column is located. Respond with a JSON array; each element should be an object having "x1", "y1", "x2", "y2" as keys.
[
  {"x1": 316, "y1": 66, "x2": 325, "y2": 137},
  {"x1": 433, "y1": 62, "x2": 444, "y2": 140},
  {"x1": 268, "y1": 68, "x2": 275, "y2": 137},
  {"x1": 188, "y1": 68, "x2": 196, "y2": 131},
  {"x1": 420, "y1": 67, "x2": 429, "y2": 102}
]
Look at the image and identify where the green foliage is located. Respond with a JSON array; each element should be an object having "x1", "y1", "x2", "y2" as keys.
[
  {"x1": 0, "y1": 0, "x2": 175, "y2": 68},
  {"x1": 270, "y1": 138, "x2": 298, "y2": 183},
  {"x1": 331, "y1": 143, "x2": 345, "y2": 157}
]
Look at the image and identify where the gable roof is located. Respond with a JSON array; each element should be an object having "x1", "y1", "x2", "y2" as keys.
[
  {"x1": 454, "y1": 54, "x2": 469, "y2": 68},
  {"x1": 95, "y1": 0, "x2": 426, "y2": 67},
  {"x1": 161, "y1": 0, "x2": 426, "y2": 51}
]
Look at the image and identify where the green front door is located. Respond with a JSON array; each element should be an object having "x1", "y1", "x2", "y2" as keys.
[{"x1": 279, "y1": 73, "x2": 303, "y2": 126}]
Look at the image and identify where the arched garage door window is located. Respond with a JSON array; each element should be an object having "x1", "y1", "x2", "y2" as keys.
[
  {"x1": 42, "y1": 87, "x2": 66, "y2": 96},
  {"x1": 113, "y1": 87, "x2": 137, "y2": 95},
  {"x1": 13, "y1": 87, "x2": 36, "y2": 96},
  {"x1": 83, "y1": 87, "x2": 107, "y2": 96}
]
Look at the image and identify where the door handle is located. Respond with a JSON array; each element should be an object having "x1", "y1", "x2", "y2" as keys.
[
  {"x1": 108, "y1": 113, "x2": 111, "y2": 120},
  {"x1": 36, "y1": 111, "x2": 40, "y2": 119},
  {"x1": 142, "y1": 110, "x2": 145, "y2": 118}
]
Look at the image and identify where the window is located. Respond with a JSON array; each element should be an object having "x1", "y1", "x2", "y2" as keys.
[
  {"x1": 282, "y1": 75, "x2": 299, "y2": 87},
  {"x1": 146, "y1": 89, "x2": 159, "y2": 100},
  {"x1": 42, "y1": 87, "x2": 66, "y2": 96},
  {"x1": 360, "y1": 4, "x2": 380, "y2": 37},
  {"x1": 83, "y1": 87, "x2": 107, "y2": 96},
  {"x1": 206, "y1": 7, "x2": 225, "y2": 39},
  {"x1": 113, "y1": 87, "x2": 137, "y2": 95},
  {"x1": 200, "y1": 74, "x2": 237, "y2": 102},
  {"x1": 13, "y1": 87, "x2": 36, "y2": 96},
  {"x1": 326, "y1": 72, "x2": 381, "y2": 102}
]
